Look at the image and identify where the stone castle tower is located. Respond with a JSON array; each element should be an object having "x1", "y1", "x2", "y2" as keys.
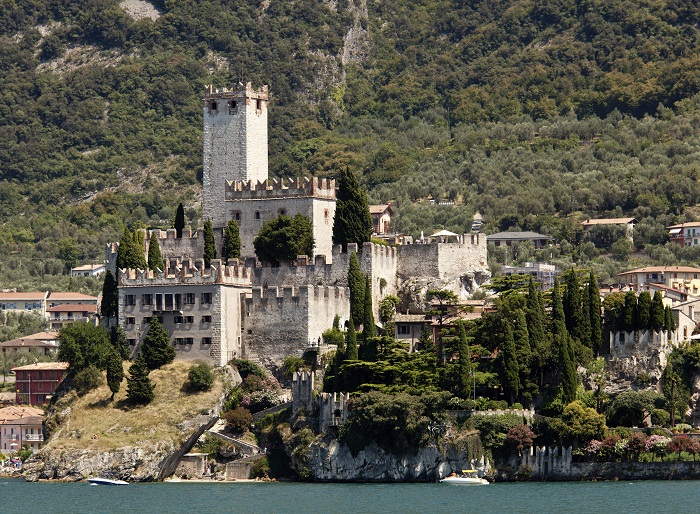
[{"x1": 202, "y1": 83, "x2": 269, "y2": 228}]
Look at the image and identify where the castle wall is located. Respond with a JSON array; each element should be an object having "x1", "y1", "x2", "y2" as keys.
[
  {"x1": 202, "y1": 83, "x2": 269, "y2": 227},
  {"x1": 224, "y1": 177, "x2": 336, "y2": 260},
  {"x1": 118, "y1": 260, "x2": 251, "y2": 367},
  {"x1": 608, "y1": 329, "x2": 675, "y2": 380},
  {"x1": 244, "y1": 285, "x2": 349, "y2": 368}
]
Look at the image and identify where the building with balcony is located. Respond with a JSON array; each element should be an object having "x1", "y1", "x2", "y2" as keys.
[
  {"x1": 0, "y1": 406, "x2": 44, "y2": 454},
  {"x1": 47, "y1": 304, "x2": 98, "y2": 330},
  {"x1": 617, "y1": 266, "x2": 700, "y2": 295},
  {"x1": 668, "y1": 222, "x2": 700, "y2": 247},
  {"x1": 12, "y1": 362, "x2": 68, "y2": 407},
  {"x1": 70, "y1": 263, "x2": 106, "y2": 277},
  {"x1": 0, "y1": 291, "x2": 48, "y2": 318}
]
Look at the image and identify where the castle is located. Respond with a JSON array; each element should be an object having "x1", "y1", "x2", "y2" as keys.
[{"x1": 109, "y1": 83, "x2": 490, "y2": 370}]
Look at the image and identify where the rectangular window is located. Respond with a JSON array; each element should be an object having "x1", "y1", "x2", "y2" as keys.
[
  {"x1": 185, "y1": 316, "x2": 194, "y2": 323},
  {"x1": 143, "y1": 317, "x2": 152, "y2": 324},
  {"x1": 184, "y1": 293, "x2": 196, "y2": 305},
  {"x1": 142, "y1": 294, "x2": 153, "y2": 305},
  {"x1": 230, "y1": 211, "x2": 241, "y2": 222},
  {"x1": 126, "y1": 317, "x2": 136, "y2": 325},
  {"x1": 202, "y1": 315, "x2": 212, "y2": 323},
  {"x1": 124, "y1": 295, "x2": 136, "y2": 307},
  {"x1": 157, "y1": 316, "x2": 164, "y2": 324},
  {"x1": 202, "y1": 337, "x2": 212, "y2": 345},
  {"x1": 128, "y1": 339, "x2": 136, "y2": 346},
  {"x1": 397, "y1": 325, "x2": 410, "y2": 335},
  {"x1": 186, "y1": 338, "x2": 194, "y2": 345},
  {"x1": 155, "y1": 293, "x2": 182, "y2": 311},
  {"x1": 174, "y1": 316, "x2": 184, "y2": 324},
  {"x1": 201, "y1": 293, "x2": 212, "y2": 304}
]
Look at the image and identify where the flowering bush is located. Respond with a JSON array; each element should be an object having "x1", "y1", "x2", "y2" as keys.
[
  {"x1": 645, "y1": 435, "x2": 669, "y2": 460},
  {"x1": 506, "y1": 424, "x2": 535, "y2": 453},
  {"x1": 668, "y1": 435, "x2": 700, "y2": 459},
  {"x1": 600, "y1": 435, "x2": 623, "y2": 460},
  {"x1": 626, "y1": 433, "x2": 648, "y2": 460}
]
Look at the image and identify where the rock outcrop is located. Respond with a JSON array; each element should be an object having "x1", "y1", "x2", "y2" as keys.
[{"x1": 308, "y1": 435, "x2": 490, "y2": 482}]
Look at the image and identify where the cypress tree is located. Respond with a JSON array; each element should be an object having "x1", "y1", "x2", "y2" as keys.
[
  {"x1": 203, "y1": 219, "x2": 216, "y2": 267},
  {"x1": 332, "y1": 167, "x2": 373, "y2": 248},
  {"x1": 141, "y1": 318, "x2": 175, "y2": 370},
  {"x1": 223, "y1": 219, "x2": 241, "y2": 261},
  {"x1": 501, "y1": 320, "x2": 520, "y2": 405},
  {"x1": 588, "y1": 271, "x2": 603, "y2": 355},
  {"x1": 637, "y1": 291, "x2": 652, "y2": 330},
  {"x1": 552, "y1": 278, "x2": 577, "y2": 404},
  {"x1": 127, "y1": 356, "x2": 155, "y2": 405},
  {"x1": 345, "y1": 316, "x2": 358, "y2": 360},
  {"x1": 563, "y1": 269, "x2": 583, "y2": 340},
  {"x1": 147, "y1": 232, "x2": 163, "y2": 272},
  {"x1": 348, "y1": 252, "x2": 364, "y2": 328},
  {"x1": 526, "y1": 277, "x2": 548, "y2": 380},
  {"x1": 651, "y1": 291, "x2": 665, "y2": 331},
  {"x1": 457, "y1": 321, "x2": 471, "y2": 398},
  {"x1": 116, "y1": 228, "x2": 134, "y2": 269},
  {"x1": 175, "y1": 203, "x2": 185, "y2": 238},
  {"x1": 514, "y1": 309, "x2": 531, "y2": 378},
  {"x1": 132, "y1": 230, "x2": 148, "y2": 270},
  {"x1": 622, "y1": 291, "x2": 638, "y2": 332},
  {"x1": 106, "y1": 348, "x2": 124, "y2": 401},
  {"x1": 580, "y1": 282, "x2": 592, "y2": 347},
  {"x1": 110, "y1": 325, "x2": 130, "y2": 360},
  {"x1": 100, "y1": 270, "x2": 118, "y2": 318},
  {"x1": 362, "y1": 275, "x2": 375, "y2": 340},
  {"x1": 664, "y1": 306, "x2": 676, "y2": 334}
]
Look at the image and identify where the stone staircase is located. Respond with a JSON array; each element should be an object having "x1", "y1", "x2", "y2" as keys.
[{"x1": 207, "y1": 419, "x2": 263, "y2": 456}]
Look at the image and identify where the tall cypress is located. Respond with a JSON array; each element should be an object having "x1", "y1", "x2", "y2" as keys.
[
  {"x1": 651, "y1": 291, "x2": 665, "y2": 331},
  {"x1": 203, "y1": 219, "x2": 216, "y2": 267},
  {"x1": 223, "y1": 219, "x2": 241, "y2": 260},
  {"x1": 457, "y1": 321, "x2": 471, "y2": 398},
  {"x1": 664, "y1": 306, "x2": 676, "y2": 335},
  {"x1": 348, "y1": 252, "x2": 364, "y2": 328},
  {"x1": 127, "y1": 356, "x2": 155, "y2": 405},
  {"x1": 110, "y1": 325, "x2": 130, "y2": 360},
  {"x1": 526, "y1": 277, "x2": 547, "y2": 374},
  {"x1": 553, "y1": 278, "x2": 577, "y2": 404},
  {"x1": 580, "y1": 282, "x2": 592, "y2": 348},
  {"x1": 332, "y1": 167, "x2": 373, "y2": 248},
  {"x1": 116, "y1": 228, "x2": 134, "y2": 269},
  {"x1": 501, "y1": 320, "x2": 520, "y2": 405},
  {"x1": 106, "y1": 348, "x2": 124, "y2": 401},
  {"x1": 147, "y1": 232, "x2": 163, "y2": 272},
  {"x1": 100, "y1": 270, "x2": 118, "y2": 318},
  {"x1": 563, "y1": 269, "x2": 583, "y2": 341},
  {"x1": 133, "y1": 229, "x2": 148, "y2": 270},
  {"x1": 588, "y1": 271, "x2": 603, "y2": 355},
  {"x1": 141, "y1": 318, "x2": 176, "y2": 370},
  {"x1": 637, "y1": 291, "x2": 652, "y2": 330},
  {"x1": 345, "y1": 316, "x2": 358, "y2": 360},
  {"x1": 175, "y1": 203, "x2": 185, "y2": 238},
  {"x1": 362, "y1": 275, "x2": 375, "y2": 340},
  {"x1": 514, "y1": 309, "x2": 531, "y2": 381},
  {"x1": 623, "y1": 291, "x2": 638, "y2": 332}
]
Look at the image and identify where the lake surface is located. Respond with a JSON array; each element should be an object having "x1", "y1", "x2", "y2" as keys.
[{"x1": 2, "y1": 478, "x2": 700, "y2": 514}]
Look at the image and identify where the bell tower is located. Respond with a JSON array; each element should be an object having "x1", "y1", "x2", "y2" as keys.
[{"x1": 202, "y1": 82, "x2": 269, "y2": 228}]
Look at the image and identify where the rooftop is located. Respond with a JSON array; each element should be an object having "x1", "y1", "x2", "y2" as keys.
[
  {"x1": 48, "y1": 292, "x2": 98, "y2": 301},
  {"x1": 46, "y1": 303, "x2": 97, "y2": 313},
  {"x1": 582, "y1": 217, "x2": 637, "y2": 226},
  {"x1": 1, "y1": 331, "x2": 60, "y2": 348},
  {"x1": 0, "y1": 291, "x2": 48, "y2": 301},
  {"x1": 486, "y1": 231, "x2": 552, "y2": 241},
  {"x1": 369, "y1": 204, "x2": 393, "y2": 215},
  {"x1": 12, "y1": 362, "x2": 69, "y2": 372},
  {"x1": 618, "y1": 266, "x2": 700, "y2": 276},
  {"x1": 0, "y1": 405, "x2": 44, "y2": 422}
]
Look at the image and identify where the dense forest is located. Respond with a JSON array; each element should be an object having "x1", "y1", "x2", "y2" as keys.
[{"x1": 0, "y1": 0, "x2": 699, "y2": 288}]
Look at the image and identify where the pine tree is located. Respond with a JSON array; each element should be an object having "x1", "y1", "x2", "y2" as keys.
[
  {"x1": 100, "y1": 270, "x2": 118, "y2": 318},
  {"x1": 223, "y1": 219, "x2": 241, "y2": 261},
  {"x1": 332, "y1": 167, "x2": 373, "y2": 248},
  {"x1": 106, "y1": 348, "x2": 124, "y2": 401},
  {"x1": 203, "y1": 219, "x2": 216, "y2": 267},
  {"x1": 345, "y1": 316, "x2": 358, "y2": 360},
  {"x1": 147, "y1": 232, "x2": 163, "y2": 272},
  {"x1": 127, "y1": 356, "x2": 155, "y2": 405},
  {"x1": 588, "y1": 271, "x2": 603, "y2": 355},
  {"x1": 110, "y1": 325, "x2": 130, "y2": 360},
  {"x1": 637, "y1": 291, "x2": 652, "y2": 330},
  {"x1": 501, "y1": 320, "x2": 520, "y2": 405},
  {"x1": 348, "y1": 252, "x2": 364, "y2": 328},
  {"x1": 175, "y1": 203, "x2": 185, "y2": 238},
  {"x1": 651, "y1": 291, "x2": 665, "y2": 331},
  {"x1": 141, "y1": 318, "x2": 175, "y2": 370}
]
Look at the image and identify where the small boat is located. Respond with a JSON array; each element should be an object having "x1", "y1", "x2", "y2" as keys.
[
  {"x1": 87, "y1": 477, "x2": 129, "y2": 486},
  {"x1": 440, "y1": 469, "x2": 489, "y2": 485}
]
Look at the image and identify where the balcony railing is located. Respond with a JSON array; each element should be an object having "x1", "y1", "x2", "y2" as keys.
[{"x1": 24, "y1": 434, "x2": 43, "y2": 442}]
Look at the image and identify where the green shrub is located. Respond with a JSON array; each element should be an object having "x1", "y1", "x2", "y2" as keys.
[
  {"x1": 185, "y1": 362, "x2": 214, "y2": 392},
  {"x1": 250, "y1": 456, "x2": 270, "y2": 478},
  {"x1": 231, "y1": 359, "x2": 266, "y2": 380},
  {"x1": 242, "y1": 374, "x2": 264, "y2": 392},
  {"x1": 651, "y1": 408, "x2": 670, "y2": 427},
  {"x1": 223, "y1": 388, "x2": 243, "y2": 412},
  {"x1": 72, "y1": 365, "x2": 103, "y2": 395},
  {"x1": 282, "y1": 355, "x2": 306, "y2": 377},
  {"x1": 224, "y1": 407, "x2": 253, "y2": 433}
]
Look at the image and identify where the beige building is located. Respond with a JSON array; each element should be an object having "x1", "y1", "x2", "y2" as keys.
[
  {"x1": 0, "y1": 406, "x2": 44, "y2": 454},
  {"x1": 1, "y1": 332, "x2": 59, "y2": 356},
  {"x1": 0, "y1": 292, "x2": 48, "y2": 318},
  {"x1": 618, "y1": 266, "x2": 700, "y2": 295},
  {"x1": 370, "y1": 204, "x2": 393, "y2": 235}
]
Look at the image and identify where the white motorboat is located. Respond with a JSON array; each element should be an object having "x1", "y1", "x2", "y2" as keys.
[
  {"x1": 440, "y1": 470, "x2": 489, "y2": 485},
  {"x1": 87, "y1": 477, "x2": 129, "y2": 486}
]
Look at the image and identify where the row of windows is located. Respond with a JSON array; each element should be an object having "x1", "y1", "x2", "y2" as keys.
[
  {"x1": 124, "y1": 293, "x2": 212, "y2": 308},
  {"x1": 126, "y1": 315, "x2": 212, "y2": 325},
  {"x1": 0, "y1": 302, "x2": 42, "y2": 310},
  {"x1": 128, "y1": 338, "x2": 212, "y2": 345}
]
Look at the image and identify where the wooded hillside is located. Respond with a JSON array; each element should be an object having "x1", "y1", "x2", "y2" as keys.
[{"x1": 0, "y1": 0, "x2": 699, "y2": 286}]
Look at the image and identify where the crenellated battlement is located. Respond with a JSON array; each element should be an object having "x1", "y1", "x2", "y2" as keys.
[
  {"x1": 144, "y1": 228, "x2": 202, "y2": 241},
  {"x1": 225, "y1": 176, "x2": 336, "y2": 200},
  {"x1": 119, "y1": 258, "x2": 251, "y2": 287},
  {"x1": 204, "y1": 82, "x2": 269, "y2": 101}
]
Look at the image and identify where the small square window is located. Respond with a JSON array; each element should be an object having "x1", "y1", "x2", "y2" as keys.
[
  {"x1": 142, "y1": 294, "x2": 153, "y2": 305},
  {"x1": 128, "y1": 339, "x2": 136, "y2": 346},
  {"x1": 124, "y1": 295, "x2": 136, "y2": 307},
  {"x1": 201, "y1": 293, "x2": 212, "y2": 304},
  {"x1": 184, "y1": 293, "x2": 196, "y2": 305},
  {"x1": 202, "y1": 337, "x2": 212, "y2": 345},
  {"x1": 202, "y1": 315, "x2": 212, "y2": 323},
  {"x1": 126, "y1": 317, "x2": 136, "y2": 325},
  {"x1": 255, "y1": 211, "x2": 261, "y2": 220}
]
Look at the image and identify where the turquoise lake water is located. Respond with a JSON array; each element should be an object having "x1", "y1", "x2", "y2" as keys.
[{"x1": 2, "y1": 478, "x2": 699, "y2": 514}]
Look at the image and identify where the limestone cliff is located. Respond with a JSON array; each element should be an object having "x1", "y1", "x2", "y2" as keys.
[{"x1": 307, "y1": 434, "x2": 489, "y2": 482}]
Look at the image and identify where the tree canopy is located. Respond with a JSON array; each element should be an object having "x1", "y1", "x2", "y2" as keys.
[
  {"x1": 253, "y1": 214, "x2": 314, "y2": 266},
  {"x1": 332, "y1": 167, "x2": 373, "y2": 248},
  {"x1": 140, "y1": 318, "x2": 176, "y2": 370}
]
